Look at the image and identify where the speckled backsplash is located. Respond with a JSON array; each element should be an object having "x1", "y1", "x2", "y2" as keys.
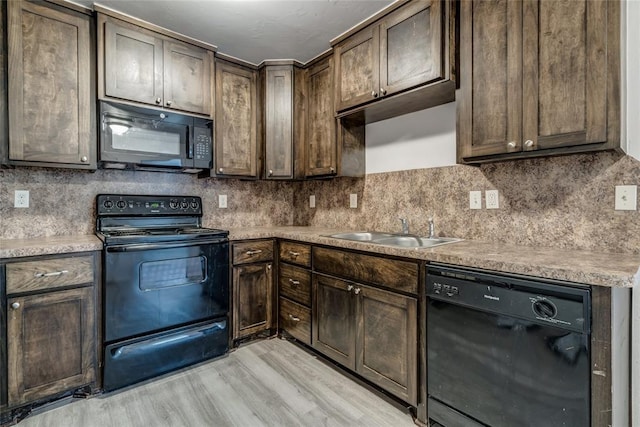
[
  {"x1": 2, "y1": 152, "x2": 639, "y2": 254},
  {"x1": 293, "y1": 152, "x2": 640, "y2": 254},
  {"x1": 0, "y1": 168, "x2": 293, "y2": 240}
]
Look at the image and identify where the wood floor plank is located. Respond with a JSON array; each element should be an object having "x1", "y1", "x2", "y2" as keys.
[{"x1": 17, "y1": 339, "x2": 415, "y2": 427}]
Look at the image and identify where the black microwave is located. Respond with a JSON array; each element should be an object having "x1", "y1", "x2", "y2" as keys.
[{"x1": 99, "y1": 101, "x2": 212, "y2": 173}]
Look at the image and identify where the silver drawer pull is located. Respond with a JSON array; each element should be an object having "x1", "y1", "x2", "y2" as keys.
[
  {"x1": 288, "y1": 314, "x2": 300, "y2": 322},
  {"x1": 288, "y1": 251, "x2": 300, "y2": 257},
  {"x1": 289, "y1": 279, "x2": 300, "y2": 286},
  {"x1": 34, "y1": 270, "x2": 68, "y2": 278},
  {"x1": 245, "y1": 250, "x2": 263, "y2": 256},
  {"x1": 354, "y1": 287, "x2": 361, "y2": 295}
]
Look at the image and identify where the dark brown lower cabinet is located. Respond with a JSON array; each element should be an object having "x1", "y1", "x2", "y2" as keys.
[
  {"x1": 233, "y1": 262, "x2": 273, "y2": 339},
  {"x1": 7, "y1": 286, "x2": 95, "y2": 406},
  {"x1": 312, "y1": 273, "x2": 417, "y2": 405}
]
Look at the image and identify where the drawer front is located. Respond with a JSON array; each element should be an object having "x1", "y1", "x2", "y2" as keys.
[
  {"x1": 313, "y1": 246, "x2": 419, "y2": 294},
  {"x1": 232, "y1": 240, "x2": 274, "y2": 265},
  {"x1": 279, "y1": 297, "x2": 311, "y2": 345},
  {"x1": 279, "y1": 263, "x2": 311, "y2": 306},
  {"x1": 279, "y1": 241, "x2": 311, "y2": 267},
  {"x1": 6, "y1": 255, "x2": 95, "y2": 294}
]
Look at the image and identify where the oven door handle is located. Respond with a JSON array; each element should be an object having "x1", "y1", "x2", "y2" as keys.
[{"x1": 106, "y1": 238, "x2": 227, "y2": 252}]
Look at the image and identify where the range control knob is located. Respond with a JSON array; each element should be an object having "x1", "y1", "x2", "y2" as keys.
[
  {"x1": 533, "y1": 299, "x2": 557, "y2": 319},
  {"x1": 103, "y1": 200, "x2": 114, "y2": 209},
  {"x1": 190, "y1": 201, "x2": 199, "y2": 209},
  {"x1": 181, "y1": 201, "x2": 189, "y2": 209},
  {"x1": 116, "y1": 200, "x2": 126, "y2": 209},
  {"x1": 169, "y1": 200, "x2": 179, "y2": 209}
]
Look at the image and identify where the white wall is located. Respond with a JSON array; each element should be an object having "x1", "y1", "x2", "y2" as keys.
[
  {"x1": 366, "y1": 0, "x2": 640, "y2": 172},
  {"x1": 624, "y1": 0, "x2": 640, "y2": 160},
  {"x1": 365, "y1": 101, "x2": 457, "y2": 173}
]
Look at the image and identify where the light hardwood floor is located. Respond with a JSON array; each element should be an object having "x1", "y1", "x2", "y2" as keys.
[{"x1": 18, "y1": 338, "x2": 416, "y2": 427}]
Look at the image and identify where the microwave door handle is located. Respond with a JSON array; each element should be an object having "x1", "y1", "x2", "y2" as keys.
[{"x1": 187, "y1": 127, "x2": 194, "y2": 159}]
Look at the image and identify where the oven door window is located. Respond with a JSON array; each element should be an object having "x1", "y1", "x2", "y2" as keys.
[{"x1": 139, "y1": 256, "x2": 207, "y2": 290}]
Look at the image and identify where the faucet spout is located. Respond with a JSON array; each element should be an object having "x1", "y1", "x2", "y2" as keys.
[
  {"x1": 427, "y1": 216, "x2": 435, "y2": 239},
  {"x1": 399, "y1": 218, "x2": 409, "y2": 234}
]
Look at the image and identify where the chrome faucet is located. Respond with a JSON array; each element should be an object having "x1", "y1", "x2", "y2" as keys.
[
  {"x1": 427, "y1": 215, "x2": 435, "y2": 239},
  {"x1": 399, "y1": 218, "x2": 409, "y2": 234}
]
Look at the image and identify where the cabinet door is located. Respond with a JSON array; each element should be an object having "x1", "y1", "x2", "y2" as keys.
[
  {"x1": 7, "y1": 0, "x2": 94, "y2": 167},
  {"x1": 334, "y1": 26, "x2": 380, "y2": 112},
  {"x1": 355, "y1": 285, "x2": 417, "y2": 405},
  {"x1": 312, "y1": 274, "x2": 356, "y2": 370},
  {"x1": 522, "y1": 0, "x2": 610, "y2": 151},
  {"x1": 233, "y1": 263, "x2": 273, "y2": 339},
  {"x1": 306, "y1": 57, "x2": 337, "y2": 177},
  {"x1": 7, "y1": 286, "x2": 95, "y2": 406},
  {"x1": 103, "y1": 20, "x2": 164, "y2": 106},
  {"x1": 457, "y1": 0, "x2": 523, "y2": 160},
  {"x1": 214, "y1": 60, "x2": 258, "y2": 177},
  {"x1": 163, "y1": 40, "x2": 213, "y2": 115},
  {"x1": 264, "y1": 66, "x2": 293, "y2": 178},
  {"x1": 379, "y1": 0, "x2": 444, "y2": 97}
]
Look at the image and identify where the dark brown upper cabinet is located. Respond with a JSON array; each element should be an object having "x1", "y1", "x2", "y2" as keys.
[
  {"x1": 457, "y1": 0, "x2": 621, "y2": 163},
  {"x1": 262, "y1": 64, "x2": 306, "y2": 180},
  {"x1": 305, "y1": 56, "x2": 338, "y2": 177},
  {"x1": 6, "y1": 0, "x2": 95, "y2": 169},
  {"x1": 333, "y1": 0, "x2": 455, "y2": 122},
  {"x1": 212, "y1": 58, "x2": 259, "y2": 178},
  {"x1": 98, "y1": 13, "x2": 214, "y2": 116}
]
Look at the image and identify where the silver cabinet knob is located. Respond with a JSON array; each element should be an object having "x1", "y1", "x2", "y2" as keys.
[
  {"x1": 347, "y1": 285, "x2": 354, "y2": 292},
  {"x1": 371, "y1": 91, "x2": 378, "y2": 98},
  {"x1": 288, "y1": 314, "x2": 300, "y2": 322},
  {"x1": 524, "y1": 139, "x2": 534, "y2": 148},
  {"x1": 218, "y1": 168, "x2": 223, "y2": 173},
  {"x1": 166, "y1": 100, "x2": 172, "y2": 106},
  {"x1": 80, "y1": 156, "x2": 88, "y2": 162},
  {"x1": 507, "y1": 141, "x2": 517, "y2": 148},
  {"x1": 330, "y1": 166, "x2": 335, "y2": 173},
  {"x1": 267, "y1": 264, "x2": 272, "y2": 270},
  {"x1": 354, "y1": 288, "x2": 361, "y2": 295},
  {"x1": 268, "y1": 170, "x2": 273, "y2": 177},
  {"x1": 380, "y1": 88, "x2": 387, "y2": 96},
  {"x1": 155, "y1": 98, "x2": 162, "y2": 104},
  {"x1": 11, "y1": 302, "x2": 20, "y2": 310},
  {"x1": 289, "y1": 279, "x2": 300, "y2": 286}
]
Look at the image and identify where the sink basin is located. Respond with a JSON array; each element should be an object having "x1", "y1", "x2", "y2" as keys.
[
  {"x1": 328, "y1": 231, "x2": 395, "y2": 241},
  {"x1": 373, "y1": 236, "x2": 463, "y2": 248},
  {"x1": 327, "y1": 232, "x2": 463, "y2": 248}
]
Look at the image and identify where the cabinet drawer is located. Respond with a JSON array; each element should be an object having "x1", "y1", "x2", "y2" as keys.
[
  {"x1": 279, "y1": 263, "x2": 311, "y2": 306},
  {"x1": 232, "y1": 240, "x2": 274, "y2": 265},
  {"x1": 313, "y1": 247, "x2": 418, "y2": 294},
  {"x1": 279, "y1": 241, "x2": 311, "y2": 267},
  {"x1": 6, "y1": 255, "x2": 95, "y2": 294},
  {"x1": 279, "y1": 297, "x2": 311, "y2": 345}
]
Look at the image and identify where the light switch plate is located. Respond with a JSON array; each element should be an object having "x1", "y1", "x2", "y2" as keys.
[
  {"x1": 349, "y1": 193, "x2": 358, "y2": 209},
  {"x1": 485, "y1": 190, "x2": 499, "y2": 209},
  {"x1": 309, "y1": 195, "x2": 316, "y2": 208},
  {"x1": 218, "y1": 194, "x2": 227, "y2": 209},
  {"x1": 14, "y1": 190, "x2": 29, "y2": 208},
  {"x1": 615, "y1": 185, "x2": 637, "y2": 210},
  {"x1": 469, "y1": 191, "x2": 482, "y2": 210}
]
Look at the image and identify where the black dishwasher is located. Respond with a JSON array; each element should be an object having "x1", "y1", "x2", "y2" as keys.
[{"x1": 426, "y1": 264, "x2": 591, "y2": 427}]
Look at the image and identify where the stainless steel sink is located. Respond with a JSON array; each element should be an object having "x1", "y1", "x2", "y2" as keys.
[
  {"x1": 373, "y1": 235, "x2": 463, "y2": 248},
  {"x1": 328, "y1": 231, "x2": 395, "y2": 241},
  {"x1": 327, "y1": 232, "x2": 463, "y2": 248}
]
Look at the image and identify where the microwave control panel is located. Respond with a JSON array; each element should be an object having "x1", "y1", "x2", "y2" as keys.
[{"x1": 193, "y1": 126, "x2": 212, "y2": 168}]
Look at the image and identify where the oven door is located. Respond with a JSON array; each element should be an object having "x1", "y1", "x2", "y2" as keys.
[
  {"x1": 100, "y1": 102, "x2": 192, "y2": 168},
  {"x1": 104, "y1": 238, "x2": 229, "y2": 343}
]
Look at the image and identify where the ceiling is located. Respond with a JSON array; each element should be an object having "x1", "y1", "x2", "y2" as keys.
[{"x1": 72, "y1": 0, "x2": 395, "y2": 64}]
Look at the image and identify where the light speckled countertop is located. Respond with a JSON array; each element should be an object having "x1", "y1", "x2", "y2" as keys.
[{"x1": 1, "y1": 227, "x2": 638, "y2": 288}]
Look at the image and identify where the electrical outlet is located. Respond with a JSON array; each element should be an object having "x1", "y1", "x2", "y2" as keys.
[
  {"x1": 469, "y1": 191, "x2": 482, "y2": 210},
  {"x1": 485, "y1": 190, "x2": 499, "y2": 209},
  {"x1": 349, "y1": 193, "x2": 358, "y2": 209},
  {"x1": 309, "y1": 195, "x2": 316, "y2": 208},
  {"x1": 218, "y1": 194, "x2": 227, "y2": 209},
  {"x1": 615, "y1": 185, "x2": 637, "y2": 210},
  {"x1": 14, "y1": 190, "x2": 29, "y2": 208}
]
